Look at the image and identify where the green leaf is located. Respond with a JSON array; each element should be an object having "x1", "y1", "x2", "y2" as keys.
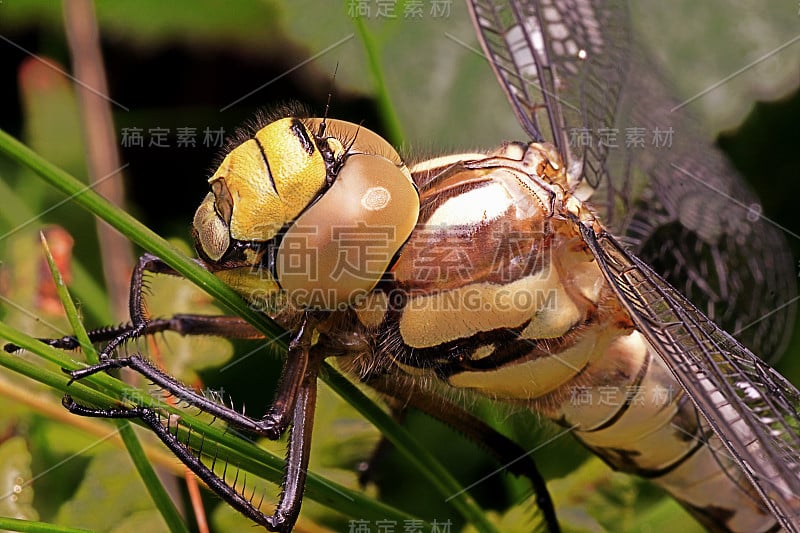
[
  {"x1": 630, "y1": 0, "x2": 800, "y2": 133},
  {"x1": 284, "y1": 1, "x2": 519, "y2": 150},
  {"x1": 54, "y1": 449, "x2": 167, "y2": 532},
  {"x1": 462, "y1": 491, "x2": 547, "y2": 533}
]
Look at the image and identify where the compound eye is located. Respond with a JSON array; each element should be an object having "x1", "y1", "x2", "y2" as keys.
[
  {"x1": 277, "y1": 153, "x2": 419, "y2": 308},
  {"x1": 193, "y1": 192, "x2": 231, "y2": 262}
]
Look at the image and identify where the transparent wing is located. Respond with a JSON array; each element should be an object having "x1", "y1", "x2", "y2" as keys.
[
  {"x1": 467, "y1": 0, "x2": 629, "y2": 188},
  {"x1": 468, "y1": 0, "x2": 796, "y2": 360},
  {"x1": 580, "y1": 221, "x2": 800, "y2": 530}
]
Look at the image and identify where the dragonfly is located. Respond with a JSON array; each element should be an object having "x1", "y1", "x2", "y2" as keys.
[{"x1": 3, "y1": 1, "x2": 799, "y2": 532}]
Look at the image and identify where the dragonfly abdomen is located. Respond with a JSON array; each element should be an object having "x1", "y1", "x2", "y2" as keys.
[{"x1": 556, "y1": 333, "x2": 777, "y2": 532}]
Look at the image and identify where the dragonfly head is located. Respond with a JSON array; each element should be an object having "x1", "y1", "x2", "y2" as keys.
[{"x1": 192, "y1": 117, "x2": 419, "y2": 311}]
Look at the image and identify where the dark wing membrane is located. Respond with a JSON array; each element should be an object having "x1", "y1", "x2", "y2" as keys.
[
  {"x1": 580, "y1": 222, "x2": 800, "y2": 530},
  {"x1": 467, "y1": 0, "x2": 629, "y2": 187},
  {"x1": 598, "y1": 47, "x2": 797, "y2": 360}
]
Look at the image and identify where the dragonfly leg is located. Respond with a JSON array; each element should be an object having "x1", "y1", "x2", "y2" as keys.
[
  {"x1": 61, "y1": 314, "x2": 323, "y2": 532},
  {"x1": 3, "y1": 314, "x2": 264, "y2": 354},
  {"x1": 64, "y1": 314, "x2": 314, "y2": 438},
  {"x1": 3, "y1": 250, "x2": 264, "y2": 355},
  {"x1": 365, "y1": 374, "x2": 560, "y2": 533},
  {"x1": 62, "y1": 366, "x2": 319, "y2": 533},
  {"x1": 96, "y1": 253, "x2": 186, "y2": 359}
]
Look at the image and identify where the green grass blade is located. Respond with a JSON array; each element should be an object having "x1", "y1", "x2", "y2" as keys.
[
  {"x1": 39, "y1": 233, "x2": 189, "y2": 533},
  {"x1": 350, "y1": 14, "x2": 405, "y2": 146},
  {"x1": 0, "y1": 516, "x2": 94, "y2": 533},
  {"x1": 38, "y1": 234, "x2": 97, "y2": 362}
]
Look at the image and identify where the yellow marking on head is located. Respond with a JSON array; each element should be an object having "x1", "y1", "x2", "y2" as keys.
[
  {"x1": 197, "y1": 116, "x2": 419, "y2": 311},
  {"x1": 211, "y1": 118, "x2": 327, "y2": 242}
]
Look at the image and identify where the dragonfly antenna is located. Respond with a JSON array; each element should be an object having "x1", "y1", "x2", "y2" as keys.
[{"x1": 318, "y1": 63, "x2": 339, "y2": 138}]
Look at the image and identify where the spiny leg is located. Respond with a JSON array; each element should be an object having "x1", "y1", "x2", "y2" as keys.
[
  {"x1": 58, "y1": 397, "x2": 278, "y2": 523},
  {"x1": 269, "y1": 349, "x2": 321, "y2": 531},
  {"x1": 3, "y1": 314, "x2": 264, "y2": 353},
  {"x1": 99, "y1": 253, "x2": 181, "y2": 358},
  {"x1": 61, "y1": 317, "x2": 324, "y2": 532},
  {"x1": 63, "y1": 314, "x2": 314, "y2": 438},
  {"x1": 3, "y1": 250, "x2": 264, "y2": 354},
  {"x1": 61, "y1": 356, "x2": 320, "y2": 533}
]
